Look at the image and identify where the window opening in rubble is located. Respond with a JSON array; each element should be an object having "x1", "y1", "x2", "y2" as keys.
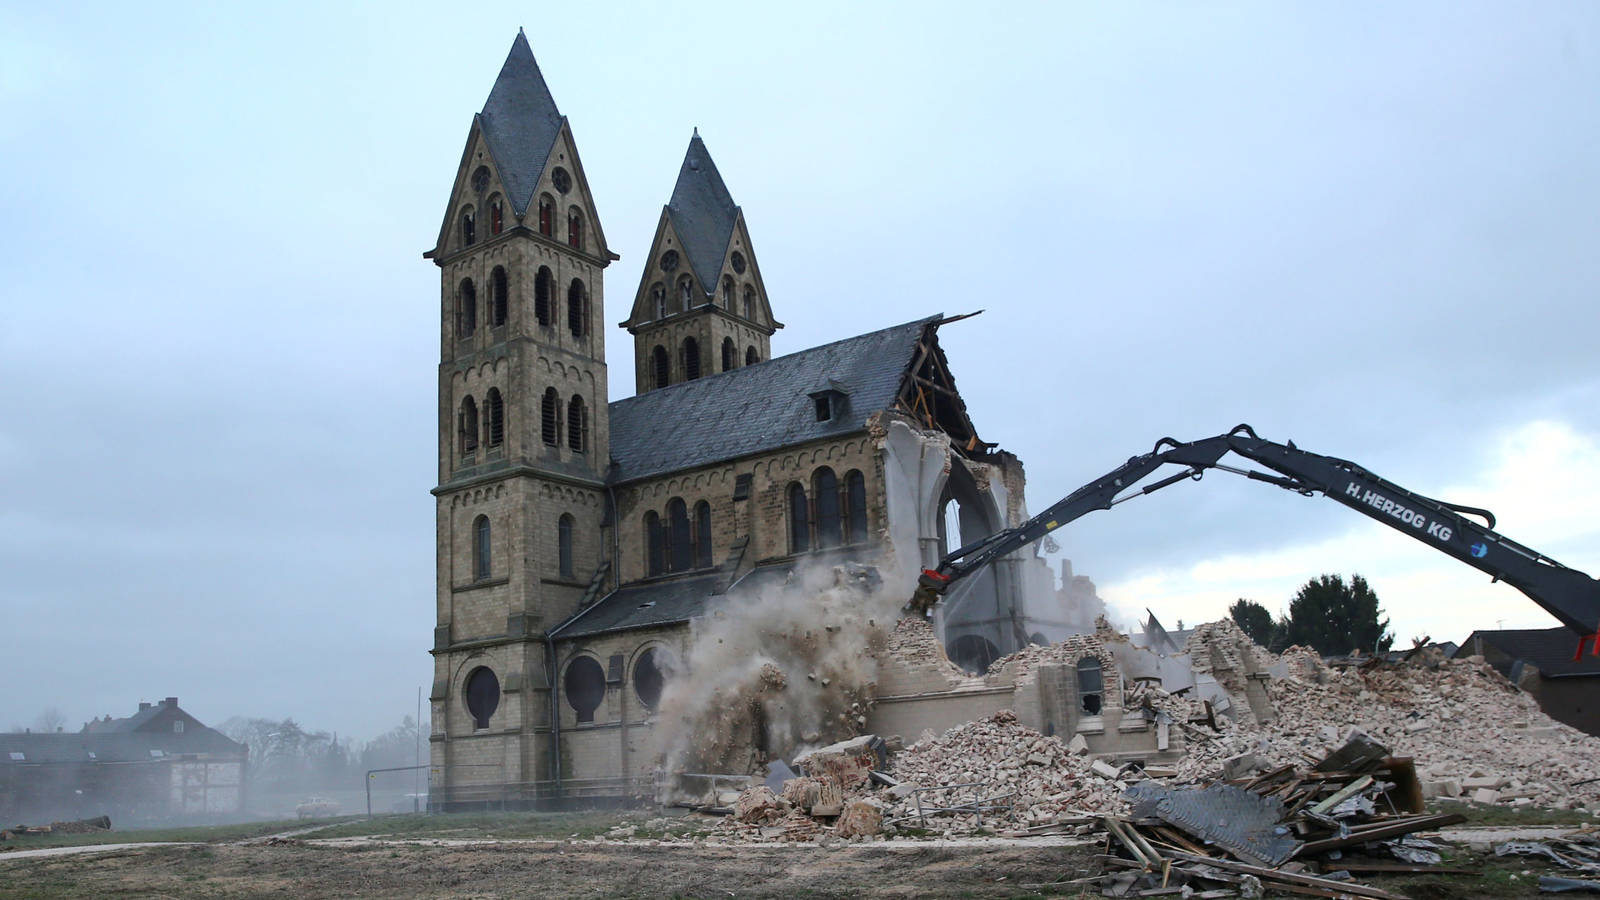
[
  {"x1": 538, "y1": 194, "x2": 554, "y2": 236},
  {"x1": 645, "y1": 511, "x2": 664, "y2": 576},
  {"x1": 535, "y1": 266, "x2": 554, "y2": 327},
  {"x1": 490, "y1": 267, "x2": 508, "y2": 327},
  {"x1": 633, "y1": 647, "x2": 665, "y2": 710},
  {"x1": 652, "y1": 345, "x2": 670, "y2": 389},
  {"x1": 752, "y1": 701, "x2": 769, "y2": 756},
  {"x1": 722, "y1": 337, "x2": 736, "y2": 372},
  {"x1": 683, "y1": 337, "x2": 701, "y2": 380},
  {"x1": 485, "y1": 389, "x2": 504, "y2": 447},
  {"x1": 946, "y1": 634, "x2": 1000, "y2": 675},
  {"x1": 564, "y1": 656, "x2": 605, "y2": 724},
  {"x1": 458, "y1": 396, "x2": 479, "y2": 456},
  {"x1": 567, "y1": 394, "x2": 587, "y2": 452},
  {"x1": 667, "y1": 498, "x2": 691, "y2": 572},
  {"x1": 457, "y1": 278, "x2": 477, "y2": 338},
  {"x1": 814, "y1": 467, "x2": 841, "y2": 548},
  {"x1": 693, "y1": 501, "x2": 712, "y2": 568},
  {"x1": 844, "y1": 470, "x2": 867, "y2": 544},
  {"x1": 788, "y1": 482, "x2": 810, "y2": 553},
  {"x1": 568, "y1": 278, "x2": 587, "y2": 337},
  {"x1": 465, "y1": 666, "x2": 500, "y2": 729},
  {"x1": 473, "y1": 515, "x2": 491, "y2": 581},
  {"x1": 1029, "y1": 632, "x2": 1048, "y2": 646},
  {"x1": 460, "y1": 208, "x2": 475, "y2": 247},
  {"x1": 558, "y1": 514, "x2": 574, "y2": 579},
  {"x1": 746, "y1": 346, "x2": 759, "y2": 366},
  {"x1": 1077, "y1": 657, "x2": 1104, "y2": 715},
  {"x1": 541, "y1": 388, "x2": 559, "y2": 447}
]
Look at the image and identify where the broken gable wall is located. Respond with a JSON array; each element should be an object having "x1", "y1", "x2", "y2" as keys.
[{"x1": 869, "y1": 618, "x2": 1173, "y2": 761}]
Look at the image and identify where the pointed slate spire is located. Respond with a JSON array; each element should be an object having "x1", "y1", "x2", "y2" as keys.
[
  {"x1": 478, "y1": 31, "x2": 564, "y2": 216},
  {"x1": 667, "y1": 131, "x2": 739, "y2": 295}
]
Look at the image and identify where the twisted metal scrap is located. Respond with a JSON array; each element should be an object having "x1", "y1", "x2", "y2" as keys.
[{"x1": 1125, "y1": 781, "x2": 1303, "y2": 867}]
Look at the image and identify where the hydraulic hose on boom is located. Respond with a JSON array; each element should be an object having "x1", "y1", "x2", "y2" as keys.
[{"x1": 910, "y1": 425, "x2": 1600, "y2": 654}]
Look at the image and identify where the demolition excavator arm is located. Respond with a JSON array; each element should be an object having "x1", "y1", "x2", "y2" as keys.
[{"x1": 911, "y1": 424, "x2": 1600, "y2": 650}]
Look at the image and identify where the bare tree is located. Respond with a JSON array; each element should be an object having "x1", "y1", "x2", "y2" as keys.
[{"x1": 33, "y1": 707, "x2": 66, "y2": 733}]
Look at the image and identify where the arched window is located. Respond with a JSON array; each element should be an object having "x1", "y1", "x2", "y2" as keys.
[
  {"x1": 844, "y1": 470, "x2": 868, "y2": 544},
  {"x1": 743, "y1": 285, "x2": 755, "y2": 320},
  {"x1": 644, "y1": 511, "x2": 664, "y2": 576},
  {"x1": 564, "y1": 656, "x2": 605, "y2": 724},
  {"x1": 558, "y1": 513, "x2": 575, "y2": 579},
  {"x1": 473, "y1": 514, "x2": 491, "y2": 580},
  {"x1": 677, "y1": 275, "x2": 694, "y2": 307},
  {"x1": 1077, "y1": 657, "x2": 1104, "y2": 715},
  {"x1": 489, "y1": 198, "x2": 503, "y2": 236},
  {"x1": 651, "y1": 283, "x2": 666, "y2": 319},
  {"x1": 746, "y1": 346, "x2": 759, "y2": 366},
  {"x1": 721, "y1": 337, "x2": 736, "y2": 372},
  {"x1": 814, "y1": 467, "x2": 841, "y2": 549},
  {"x1": 490, "y1": 267, "x2": 508, "y2": 328},
  {"x1": 457, "y1": 278, "x2": 477, "y2": 338},
  {"x1": 460, "y1": 208, "x2": 475, "y2": 247},
  {"x1": 652, "y1": 345, "x2": 670, "y2": 389},
  {"x1": 538, "y1": 194, "x2": 554, "y2": 236},
  {"x1": 721, "y1": 276, "x2": 734, "y2": 308},
  {"x1": 633, "y1": 647, "x2": 665, "y2": 710},
  {"x1": 567, "y1": 278, "x2": 587, "y2": 337},
  {"x1": 458, "y1": 396, "x2": 479, "y2": 455},
  {"x1": 464, "y1": 666, "x2": 499, "y2": 729},
  {"x1": 541, "y1": 388, "x2": 559, "y2": 447},
  {"x1": 567, "y1": 394, "x2": 587, "y2": 452},
  {"x1": 788, "y1": 483, "x2": 810, "y2": 554},
  {"x1": 694, "y1": 501, "x2": 712, "y2": 569},
  {"x1": 667, "y1": 498, "x2": 691, "y2": 573},
  {"x1": 535, "y1": 266, "x2": 553, "y2": 327},
  {"x1": 567, "y1": 207, "x2": 583, "y2": 250},
  {"x1": 683, "y1": 337, "x2": 701, "y2": 380},
  {"x1": 486, "y1": 388, "x2": 504, "y2": 448}
]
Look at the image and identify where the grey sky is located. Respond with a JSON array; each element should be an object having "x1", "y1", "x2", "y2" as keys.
[{"x1": 3, "y1": 2, "x2": 1597, "y2": 740}]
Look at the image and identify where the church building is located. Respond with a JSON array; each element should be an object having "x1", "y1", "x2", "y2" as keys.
[{"x1": 425, "y1": 33, "x2": 1076, "y2": 808}]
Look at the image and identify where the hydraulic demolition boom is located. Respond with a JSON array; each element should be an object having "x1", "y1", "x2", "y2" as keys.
[{"x1": 912, "y1": 424, "x2": 1600, "y2": 651}]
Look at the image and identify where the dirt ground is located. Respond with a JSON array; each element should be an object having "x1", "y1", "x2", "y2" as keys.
[
  {"x1": 0, "y1": 839, "x2": 1101, "y2": 899},
  {"x1": 0, "y1": 813, "x2": 1582, "y2": 899}
]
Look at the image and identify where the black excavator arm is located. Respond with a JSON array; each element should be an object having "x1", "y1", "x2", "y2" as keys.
[{"x1": 912, "y1": 424, "x2": 1600, "y2": 649}]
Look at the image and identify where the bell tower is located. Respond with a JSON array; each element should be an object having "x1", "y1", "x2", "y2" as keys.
[
  {"x1": 621, "y1": 132, "x2": 780, "y2": 394},
  {"x1": 425, "y1": 31, "x2": 616, "y2": 807}
]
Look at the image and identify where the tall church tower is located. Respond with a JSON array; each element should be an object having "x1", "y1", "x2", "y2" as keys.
[
  {"x1": 425, "y1": 32, "x2": 614, "y2": 803},
  {"x1": 621, "y1": 133, "x2": 780, "y2": 394}
]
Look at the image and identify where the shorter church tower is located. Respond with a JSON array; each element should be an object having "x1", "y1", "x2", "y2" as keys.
[{"x1": 621, "y1": 133, "x2": 780, "y2": 394}]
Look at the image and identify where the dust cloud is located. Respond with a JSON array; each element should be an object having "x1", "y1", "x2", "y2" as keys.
[{"x1": 653, "y1": 557, "x2": 912, "y2": 782}]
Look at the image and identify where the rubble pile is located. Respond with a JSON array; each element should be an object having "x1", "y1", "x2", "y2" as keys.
[
  {"x1": 1098, "y1": 734, "x2": 1469, "y2": 899},
  {"x1": 887, "y1": 711, "x2": 1126, "y2": 828},
  {"x1": 1179, "y1": 643, "x2": 1600, "y2": 808}
]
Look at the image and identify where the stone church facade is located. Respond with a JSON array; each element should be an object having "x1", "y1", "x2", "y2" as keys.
[{"x1": 425, "y1": 34, "x2": 1079, "y2": 808}]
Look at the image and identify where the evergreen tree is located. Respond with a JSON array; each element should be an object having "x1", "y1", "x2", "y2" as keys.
[
  {"x1": 1281, "y1": 574, "x2": 1394, "y2": 656},
  {"x1": 1228, "y1": 598, "x2": 1278, "y2": 648}
]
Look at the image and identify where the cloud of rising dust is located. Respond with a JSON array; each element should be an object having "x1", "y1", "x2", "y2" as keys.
[{"x1": 653, "y1": 555, "x2": 911, "y2": 781}]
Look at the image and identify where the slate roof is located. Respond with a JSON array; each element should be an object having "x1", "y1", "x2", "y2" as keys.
[
  {"x1": 478, "y1": 31, "x2": 563, "y2": 217},
  {"x1": 551, "y1": 571, "x2": 726, "y2": 639},
  {"x1": 667, "y1": 133, "x2": 739, "y2": 293},
  {"x1": 607, "y1": 316, "x2": 936, "y2": 484},
  {"x1": 0, "y1": 730, "x2": 245, "y2": 765},
  {"x1": 1458, "y1": 627, "x2": 1600, "y2": 678}
]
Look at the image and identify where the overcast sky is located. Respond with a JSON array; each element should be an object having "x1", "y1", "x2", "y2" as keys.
[{"x1": 3, "y1": 2, "x2": 1597, "y2": 741}]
